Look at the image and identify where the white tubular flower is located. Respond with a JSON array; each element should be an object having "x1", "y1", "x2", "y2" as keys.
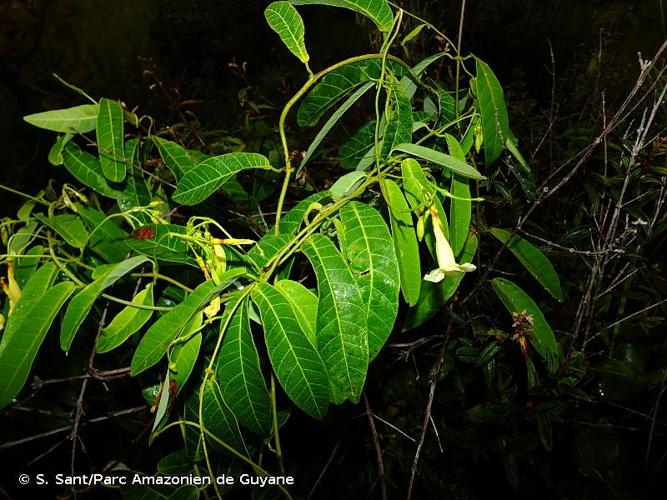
[{"x1": 423, "y1": 209, "x2": 476, "y2": 283}]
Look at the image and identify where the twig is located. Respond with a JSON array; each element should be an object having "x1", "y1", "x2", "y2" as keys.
[{"x1": 363, "y1": 393, "x2": 387, "y2": 500}]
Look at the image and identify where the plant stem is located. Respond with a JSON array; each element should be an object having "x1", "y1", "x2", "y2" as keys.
[
  {"x1": 271, "y1": 374, "x2": 285, "y2": 474},
  {"x1": 454, "y1": 0, "x2": 467, "y2": 120}
]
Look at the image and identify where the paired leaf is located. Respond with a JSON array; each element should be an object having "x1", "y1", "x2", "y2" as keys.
[
  {"x1": 339, "y1": 202, "x2": 399, "y2": 359},
  {"x1": 23, "y1": 104, "x2": 98, "y2": 133},
  {"x1": 173, "y1": 153, "x2": 272, "y2": 205},
  {"x1": 251, "y1": 282, "x2": 329, "y2": 418},
  {"x1": 383, "y1": 179, "x2": 421, "y2": 306},
  {"x1": 265, "y1": 2, "x2": 309, "y2": 64},
  {"x1": 96, "y1": 98, "x2": 126, "y2": 182},
  {"x1": 394, "y1": 143, "x2": 484, "y2": 180},
  {"x1": 60, "y1": 256, "x2": 151, "y2": 352},
  {"x1": 302, "y1": 234, "x2": 368, "y2": 403},
  {"x1": 289, "y1": 0, "x2": 394, "y2": 32},
  {"x1": 476, "y1": 58, "x2": 509, "y2": 166},
  {"x1": 96, "y1": 284, "x2": 154, "y2": 353},
  {"x1": 217, "y1": 298, "x2": 271, "y2": 436},
  {"x1": 490, "y1": 228, "x2": 563, "y2": 301},
  {"x1": 491, "y1": 278, "x2": 560, "y2": 363}
]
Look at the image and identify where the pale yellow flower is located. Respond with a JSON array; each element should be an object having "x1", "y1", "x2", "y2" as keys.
[{"x1": 423, "y1": 209, "x2": 476, "y2": 283}]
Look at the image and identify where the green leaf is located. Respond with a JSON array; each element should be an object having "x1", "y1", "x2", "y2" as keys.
[
  {"x1": 274, "y1": 280, "x2": 318, "y2": 346},
  {"x1": 130, "y1": 270, "x2": 243, "y2": 375},
  {"x1": 265, "y1": 2, "x2": 309, "y2": 64},
  {"x1": 339, "y1": 120, "x2": 375, "y2": 169},
  {"x1": 383, "y1": 178, "x2": 421, "y2": 306},
  {"x1": 125, "y1": 224, "x2": 197, "y2": 267},
  {"x1": 153, "y1": 136, "x2": 196, "y2": 181},
  {"x1": 381, "y1": 75, "x2": 413, "y2": 156},
  {"x1": 173, "y1": 153, "x2": 272, "y2": 206},
  {"x1": 96, "y1": 98, "x2": 126, "y2": 182},
  {"x1": 48, "y1": 133, "x2": 73, "y2": 165},
  {"x1": 0, "y1": 281, "x2": 75, "y2": 408},
  {"x1": 170, "y1": 329, "x2": 202, "y2": 397},
  {"x1": 75, "y1": 204, "x2": 128, "y2": 263},
  {"x1": 14, "y1": 246, "x2": 44, "y2": 289},
  {"x1": 278, "y1": 191, "x2": 331, "y2": 236},
  {"x1": 96, "y1": 284, "x2": 154, "y2": 353},
  {"x1": 445, "y1": 134, "x2": 472, "y2": 256},
  {"x1": 302, "y1": 234, "x2": 368, "y2": 403},
  {"x1": 217, "y1": 298, "x2": 271, "y2": 436},
  {"x1": 62, "y1": 143, "x2": 126, "y2": 199},
  {"x1": 300, "y1": 82, "x2": 374, "y2": 171},
  {"x1": 489, "y1": 228, "x2": 563, "y2": 301},
  {"x1": 60, "y1": 256, "x2": 151, "y2": 352},
  {"x1": 329, "y1": 171, "x2": 367, "y2": 199},
  {"x1": 245, "y1": 233, "x2": 292, "y2": 271},
  {"x1": 23, "y1": 104, "x2": 98, "y2": 133},
  {"x1": 297, "y1": 58, "x2": 406, "y2": 127},
  {"x1": 400, "y1": 158, "x2": 448, "y2": 239},
  {"x1": 475, "y1": 58, "x2": 509, "y2": 166},
  {"x1": 289, "y1": 0, "x2": 394, "y2": 32},
  {"x1": 403, "y1": 235, "x2": 477, "y2": 330},
  {"x1": 394, "y1": 143, "x2": 484, "y2": 180},
  {"x1": 491, "y1": 278, "x2": 560, "y2": 361},
  {"x1": 340, "y1": 202, "x2": 399, "y2": 360},
  {"x1": 8, "y1": 221, "x2": 37, "y2": 256},
  {"x1": 251, "y1": 282, "x2": 329, "y2": 418},
  {"x1": 199, "y1": 377, "x2": 249, "y2": 455},
  {"x1": 35, "y1": 213, "x2": 89, "y2": 249}
]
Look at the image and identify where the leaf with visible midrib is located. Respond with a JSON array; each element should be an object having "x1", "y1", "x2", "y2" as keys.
[
  {"x1": 445, "y1": 135, "x2": 472, "y2": 257},
  {"x1": 173, "y1": 153, "x2": 272, "y2": 205},
  {"x1": 62, "y1": 143, "x2": 126, "y2": 200},
  {"x1": 60, "y1": 256, "x2": 151, "y2": 352},
  {"x1": 0, "y1": 281, "x2": 75, "y2": 408},
  {"x1": 23, "y1": 104, "x2": 98, "y2": 133},
  {"x1": 96, "y1": 284, "x2": 154, "y2": 353},
  {"x1": 96, "y1": 98, "x2": 126, "y2": 182},
  {"x1": 491, "y1": 278, "x2": 560, "y2": 363},
  {"x1": 490, "y1": 228, "x2": 563, "y2": 301},
  {"x1": 251, "y1": 282, "x2": 329, "y2": 418},
  {"x1": 302, "y1": 234, "x2": 368, "y2": 403},
  {"x1": 153, "y1": 137, "x2": 196, "y2": 181},
  {"x1": 340, "y1": 202, "x2": 399, "y2": 360},
  {"x1": 217, "y1": 297, "x2": 271, "y2": 436},
  {"x1": 394, "y1": 143, "x2": 484, "y2": 180},
  {"x1": 383, "y1": 179, "x2": 421, "y2": 306},
  {"x1": 289, "y1": 0, "x2": 394, "y2": 32},
  {"x1": 265, "y1": 2, "x2": 309, "y2": 64},
  {"x1": 476, "y1": 58, "x2": 509, "y2": 166},
  {"x1": 130, "y1": 270, "x2": 243, "y2": 375},
  {"x1": 125, "y1": 224, "x2": 197, "y2": 267}
]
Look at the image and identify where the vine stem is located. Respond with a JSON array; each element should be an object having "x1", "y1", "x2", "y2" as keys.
[
  {"x1": 271, "y1": 374, "x2": 285, "y2": 474},
  {"x1": 454, "y1": 0, "x2": 467, "y2": 120},
  {"x1": 273, "y1": 52, "x2": 431, "y2": 234}
]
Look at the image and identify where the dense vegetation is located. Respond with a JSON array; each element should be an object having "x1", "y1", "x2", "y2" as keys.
[{"x1": 0, "y1": 1, "x2": 665, "y2": 499}]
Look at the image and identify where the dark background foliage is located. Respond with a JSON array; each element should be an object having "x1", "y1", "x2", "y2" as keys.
[{"x1": 1, "y1": 1, "x2": 666, "y2": 499}]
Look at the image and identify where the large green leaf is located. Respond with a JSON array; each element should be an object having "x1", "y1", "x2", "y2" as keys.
[
  {"x1": 381, "y1": 74, "x2": 413, "y2": 157},
  {"x1": 300, "y1": 82, "x2": 374, "y2": 170},
  {"x1": 476, "y1": 58, "x2": 509, "y2": 166},
  {"x1": 13, "y1": 245, "x2": 43, "y2": 289},
  {"x1": 274, "y1": 279, "x2": 318, "y2": 346},
  {"x1": 23, "y1": 104, "x2": 98, "y2": 133},
  {"x1": 383, "y1": 179, "x2": 421, "y2": 306},
  {"x1": 340, "y1": 202, "x2": 399, "y2": 360},
  {"x1": 302, "y1": 234, "x2": 368, "y2": 403},
  {"x1": 60, "y1": 256, "x2": 151, "y2": 352},
  {"x1": 394, "y1": 143, "x2": 484, "y2": 180},
  {"x1": 297, "y1": 58, "x2": 406, "y2": 127},
  {"x1": 445, "y1": 135, "x2": 472, "y2": 256},
  {"x1": 403, "y1": 235, "x2": 477, "y2": 330},
  {"x1": 251, "y1": 282, "x2": 329, "y2": 418},
  {"x1": 265, "y1": 2, "x2": 309, "y2": 64},
  {"x1": 216, "y1": 298, "x2": 271, "y2": 436},
  {"x1": 153, "y1": 136, "x2": 196, "y2": 181},
  {"x1": 96, "y1": 98, "x2": 126, "y2": 182},
  {"x1": 125, "y1": 224, "x2": 197, "y2": 267},
  {"x1": 339, "y1": 120, "x2": 375, "y2": 169},
  {"x1": 173, "y1": 153, "x2": 272, "y2": 205},
  {"x1": 169, "y1": 320, "x2": 202, "y2": 397},
  {"x1": 76, "y1": 204, "x2": 128, "y2": 263},
  {"x1": 0, "y1": 281, "x2": 75, "y2": 408},
  {"x1": 289, "y1": 0, "x2": 394, "y2": 32},
  {"x1": 490, "y1": 228, "x2": 563, "y2": 301},
  {"x1": 34, "y1": 213, "x2": 89, "y2": 249},
  {"x1": 96, "y1": 284, "x2": 154, "y2": 353},
  {"x1": 491, "y1": 278, "x2": 560, "y2": 363},
  {"x1": 130, "y1": 270, "x2": 243, "y2": 375},
  {"x1": 62, "y1": 143, "x2": 126, "y2": 199}
]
